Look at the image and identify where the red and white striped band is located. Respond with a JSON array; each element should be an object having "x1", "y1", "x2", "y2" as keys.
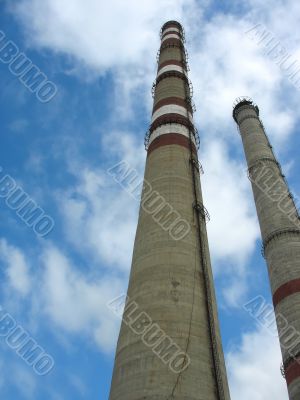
[
  {"x1": 147, "y1": 132, "x2": 197, "y2": 156},
  {"x1": 273, "y1": 278, "x2": 300, "y2": 308}
]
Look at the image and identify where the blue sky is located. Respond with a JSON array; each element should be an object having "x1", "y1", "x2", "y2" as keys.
[{"x1": 0, "y1": 0, "x2": 300, "y2": 399}]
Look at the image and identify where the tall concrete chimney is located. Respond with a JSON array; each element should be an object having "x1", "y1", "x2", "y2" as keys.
[
  {"x1": 108, "y1": 21, "x2": 230, "y2": 400},
  {"x1": 233, "y1": 97, "x2": 300, "y2": 400}
]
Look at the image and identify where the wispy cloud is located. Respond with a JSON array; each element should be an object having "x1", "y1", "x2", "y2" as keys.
[
  {"x1": 2, "y1": 1, "x2": 300, "y2": 398},
  {"x1": 227, "y1": 325, "x2": 288, "y2": 399},
  {"x1": 0, "y1": 239, "x2": 31, "y2": 296}
]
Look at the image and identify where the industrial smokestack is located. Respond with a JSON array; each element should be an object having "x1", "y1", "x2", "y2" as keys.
[
  {"x1": 108, "y1": 21, "x2": 230, "y2": 400},
  {"x1": 233, "y1": 97, "x2": 300, "y2": 400}
]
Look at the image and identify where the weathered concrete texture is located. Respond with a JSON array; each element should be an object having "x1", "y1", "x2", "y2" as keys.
[
  {"x1": 154, "y1": 77, "x2": 186, "y2": 106},
  {"x1": 159, "y1": 48, "x2": 183, "y2": 65},
  {"x1": 109, "y1": 144, "x2": 230, "y2": 400},
  {"x1": 234, "y1": 100, "x2": 300, "y2": 400}
]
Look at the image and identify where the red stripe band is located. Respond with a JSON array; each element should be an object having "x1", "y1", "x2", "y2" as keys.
[
  {"x1": 158, "y1": 60, "x2": 186, "y2": 71},
  {"x1": 285, "y1": 358, "x2": 300, "y2": 385},
  {"x1": 273, "y1": 279, "x2": 300, "y2": 308},
  {"x1": 152, "y1": 97, "x2": 191, "y2": 114},
  {"x1": 160, "y1": 38, "x2": 182, "y2": 49},
  {"x1": 151, "y1": 112, "x2": 190, "y2": 127},
  {"x1": 149, "y1": 114, "x2": 193, "y2": 133},
  {"x1": 156, "y1": 70, "x2": 188, "y2": 85},
  {"x1": 147, "y1": 133, "x2": 196, "y2": 156}
]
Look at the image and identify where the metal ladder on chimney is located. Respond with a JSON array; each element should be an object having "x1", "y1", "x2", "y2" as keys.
[{"x1": 182, "y1": 47, "x2": 226, "y2": 400}]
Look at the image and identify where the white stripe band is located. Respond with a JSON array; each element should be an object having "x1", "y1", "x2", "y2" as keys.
[
  {"x1": 149, "y1": 124, "x2": 196, "y2": 147},
  {"x1": 157, "y1": 64, "x2": 187, "y2": 78},
  {"x1": 152, "y1": 105, "x2": 193, "y2": 124},
  {"x1": 161, "y1": 33, "x2": 181, "y2": 43},
  {"x1": 162, "y1": 27, "x2": 180, "y2": 35}
]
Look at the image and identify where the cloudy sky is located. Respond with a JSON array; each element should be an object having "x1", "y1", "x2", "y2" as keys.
[{"x1": 1, "y1": 0, "x2": 300, "y2": 398}]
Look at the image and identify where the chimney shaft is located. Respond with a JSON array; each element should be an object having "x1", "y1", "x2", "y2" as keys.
[
  {"x1": 109, "y1": 21, "x2": 231, "y2": 400},
  {"x1": 233, "y1": 97, "x2": 300, "y2": 400}
]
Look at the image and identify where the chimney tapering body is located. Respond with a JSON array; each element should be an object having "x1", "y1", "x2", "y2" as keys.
[
  {"x1": 109, "y1": 21, "x2": 231, "y2": 400},
  {"x1": 233, "y1": 98, "x2": 300, "y2": 400}
]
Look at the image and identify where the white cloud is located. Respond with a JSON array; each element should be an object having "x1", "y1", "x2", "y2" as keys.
[
  {"x1": 202, "y1": 139, "x2": 259, "y2": 266},
  {"x1": 227, "y1": 326, "x2": 288, "y2": 400},
  {"x1": 200, "y1": 139, "x2": 259, "y2": 305},
  {"x1": 222, "y1": 278, "x2": 249, "y2": 308},
  {"x1": 0, "y1": 235, "x2": 126, "y2": 353},
  {"x1": 0, "y1": 239, "x2": 31, "y2": 296},
  {"x1": 54, "y1": 131, "x2": 146, "y2": 271},
  {"x1": 188, "y1": 14, "x2": 297, "y2": 145},
  {"x1": 41, "y1": 244, "x2": 125, "y2": 352},
  {"x1": 11, "y1": 0, "x2": 200, "y2": 119},
  {"x1": 11, "y1": 0, "x2": 300, "y2": 142},
  {"x1": 58, "y1": 167, "x2": 138, "y2": 271},
  {"x1": 12, "y1": 0, "x2": 195, "y2": 71}
]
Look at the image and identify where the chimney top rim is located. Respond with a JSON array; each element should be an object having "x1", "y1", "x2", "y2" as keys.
[
  {"x1": 232, "y1": 96, "x2": 259, "y2": 122},
  {"x1": 161, "y1": 21, "x2": 183, "y2": 32}
]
